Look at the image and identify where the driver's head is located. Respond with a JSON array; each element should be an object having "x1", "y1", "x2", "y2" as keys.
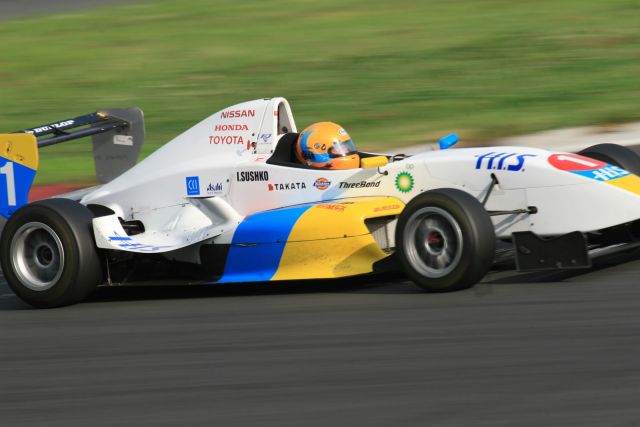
[{"x1": 295, "y1": 122, "x2": 359, "y2": 170}]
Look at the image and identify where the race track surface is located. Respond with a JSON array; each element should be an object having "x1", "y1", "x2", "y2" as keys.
[{"x1": 1, "y1": 251, "x2": 640, "y2": 426}]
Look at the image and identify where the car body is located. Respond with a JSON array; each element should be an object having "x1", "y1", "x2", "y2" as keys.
[{"x1": 1, "y1": 97, "x2": 639, "y2": 307}]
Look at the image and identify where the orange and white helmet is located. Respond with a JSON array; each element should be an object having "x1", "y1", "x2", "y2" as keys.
[{"x1": 295, "y1": 122, "x2": 359, "y2": 170}]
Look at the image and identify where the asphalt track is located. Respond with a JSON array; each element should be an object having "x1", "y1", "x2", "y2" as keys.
[{"x1": 1, "y1": 249, "x2": 640, "y2": 426}]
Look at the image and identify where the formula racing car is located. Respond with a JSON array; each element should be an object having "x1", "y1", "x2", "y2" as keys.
[{"x1": 1, "y1": 97, "x2": 639, "y2": 307}]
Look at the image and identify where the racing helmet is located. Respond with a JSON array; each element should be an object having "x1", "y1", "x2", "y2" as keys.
[{"x1": 295, "y1": 122, "x2": 360, "y2": 170}]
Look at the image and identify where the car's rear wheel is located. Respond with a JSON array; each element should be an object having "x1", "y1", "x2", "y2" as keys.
[
  {"x1": 578, "y1": 143, "x2": 640, "y2": 175},
  {"x1": 0, "y1": 198, "x2": 104, "y2": 308},
  {"x1": 396, "y1": 188, "x2": 495, "y2": 292}
]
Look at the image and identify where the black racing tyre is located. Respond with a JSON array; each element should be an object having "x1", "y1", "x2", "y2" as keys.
[
  {"x1": 0, "y1": 198, "x2": 104, "y2": 308},
  {"x1": 396, "y1": 188, "x2": 495, "y2": 292},
  {"x1": 578, "y1": 143, "x2": 640, "y2": 175}
]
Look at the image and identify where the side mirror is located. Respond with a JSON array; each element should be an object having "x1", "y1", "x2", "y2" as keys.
[
  {"x1": 360, "y1": 155, "x2": 389, "y2": 169},
  {"x1": 439, "y1": 134, "x2": 459, "y2": 150}
]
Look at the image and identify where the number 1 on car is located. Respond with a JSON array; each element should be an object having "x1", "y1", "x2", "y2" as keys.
[{"x1": 0, "y1": 161, "x2": 17, "y2": 206}]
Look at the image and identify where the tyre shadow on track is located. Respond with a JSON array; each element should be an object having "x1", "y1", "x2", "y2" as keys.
[
  {"x1": 83, "y1": 272, "x2": 417, "y2": 305},
  {"x1": 63, "y1": 249, "x2": 640, "y2": 304},
  {"x1": 0, "y1": 273, "x2": 417, "y2": 310},
  {"x1": 0, "y1": 295, "x2": 30, "y2": 310},
  {"x1": 0, "y1": 250, "x2": 637, "y2": 309}
]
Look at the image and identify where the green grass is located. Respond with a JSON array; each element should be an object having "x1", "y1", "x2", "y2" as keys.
[{"x1": 1, "y1": 0, "x2": 639, "y2": 183}]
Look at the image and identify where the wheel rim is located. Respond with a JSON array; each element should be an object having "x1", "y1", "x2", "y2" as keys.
[
  {"x1": 403, "y1": 207, "x2": 463, "y2": 278},
  {"x1": 10, "y1": 222, "x2": 65, "y2": 291}
]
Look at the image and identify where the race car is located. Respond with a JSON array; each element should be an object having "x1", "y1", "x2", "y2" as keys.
[{"x1": 1, "y1": 97, "x2": 639, "y2": 308}]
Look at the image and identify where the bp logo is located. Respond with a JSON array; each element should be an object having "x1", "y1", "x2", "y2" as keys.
[{"x1": 395, "y1": 172, "x2": 414, "y2": 193}]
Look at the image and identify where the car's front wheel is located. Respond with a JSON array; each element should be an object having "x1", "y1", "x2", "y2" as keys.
[
  {"x1": 396, "y1": 188, "x2": 495, "y2": 292},
  {"x1": 578, "y1": 143, "x2": 640, "y2": 175},
  {"x1": 0, "y1": 198, "x2": 104, "y2": 308}
]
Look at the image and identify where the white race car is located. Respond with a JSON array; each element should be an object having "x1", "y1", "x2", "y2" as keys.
[{"x1": 1, "y1": 97, "x2": 639, "y2": 308}]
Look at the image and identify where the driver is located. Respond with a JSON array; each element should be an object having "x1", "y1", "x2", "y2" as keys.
[{"x1": 294, "y1": 122, "x2": 360, "y2": 169}]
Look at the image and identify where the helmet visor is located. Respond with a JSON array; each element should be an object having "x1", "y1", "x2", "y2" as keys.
[{"x1": 329, "y1": 139, "x2": 357, "y2": 158}]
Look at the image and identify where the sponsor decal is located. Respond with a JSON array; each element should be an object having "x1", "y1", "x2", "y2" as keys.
[
  {"x1": 268, "y1": 182, "x2": 307, "y2": 191},
  {"x1": 259, "y1": 133, "x2": 271, "y2": 143},
  {"x1": 220, "y1": 109, "x2": 255, "y2": 119},
  {"x1": 338, "y1": 180, "x2": 381, "y2": 189},
  {"x1": 207, "y1": 182, "x2": 224, "y2": 194},
  {"x1": 475, "y1": 152, "x2": 536, "y2": 172},
  {"x1": 316, "y1": 203, "x2": 346, "y2": 212},
  {"x1": 547, "y1": 153, "x2": 630, "y2": 181},
  {"x1": 25, "y1": 120, "x2": 75, "y2": 135},
  {"x1": 314, "y1": 177, "x2": 331, "y2": 190},
  {"x1": 581, "y1": 166, "x2": 630, "y2": 181},
  {"x1": 254, "y1": 156, "x2": 267, "y2": 162},
  {"x1": 338, "y1": 128, "x2": 347, "y2": 135},
  {"x1": 108, "y1": 231, "x2": 164, "y2": 252},
  {"x1": 113, "y1": 135, "x2": 133, "y2": 146},
  {"x1": 186, "y1": 176, "x2": 200, "y2": 196},
  {"x1": 209, "y1": 135, "x2": 245, "y2": 145},
  {"x1": 236, "y1": 171, "x2": 269, "y2": 182},
  {"x1": 547, "y1": 153, "x2": 606, "y2": 171},
  {"x1": 395, "y1": 172, "x2": 414, "y2": 193},
  {"x1": 215, "y1": 124, "x2": 249, "y2": 131},
  {"x1": 374, "y1": 204, "x2": 401, "y2": 213}
]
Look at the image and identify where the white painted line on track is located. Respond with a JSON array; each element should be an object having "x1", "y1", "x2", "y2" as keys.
[{"x1": 0, "y1": 294, "x2": 15, "y2": 299}]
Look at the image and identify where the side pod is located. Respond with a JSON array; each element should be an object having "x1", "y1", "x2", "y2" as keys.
[{"x1": 0, "y1": 133, "x2": 39, "y2": 219}]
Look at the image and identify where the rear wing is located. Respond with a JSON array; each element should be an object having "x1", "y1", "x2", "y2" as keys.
[
  {"x1": 0, "y1": 108, "x2": 144, "y2": 219},
  {"x1": 15, "y1": 107, "x2": 145, "y2": 183}
]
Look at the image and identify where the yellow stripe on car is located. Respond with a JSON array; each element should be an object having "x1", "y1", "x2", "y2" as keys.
[
  {"x1": 0, "y1": 133, "x2": 39, "y2": 171},
  {"x1": 272, "y1": 197, "x2": 404, "y2": 280},
  {"x1": 607, "y1": 173, "x2": 640, "y2": 196}
]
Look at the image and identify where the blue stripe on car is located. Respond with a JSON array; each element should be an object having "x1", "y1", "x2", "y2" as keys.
[{"x1": 215, "y1": 205, "x2": 312, "y2": 283}]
